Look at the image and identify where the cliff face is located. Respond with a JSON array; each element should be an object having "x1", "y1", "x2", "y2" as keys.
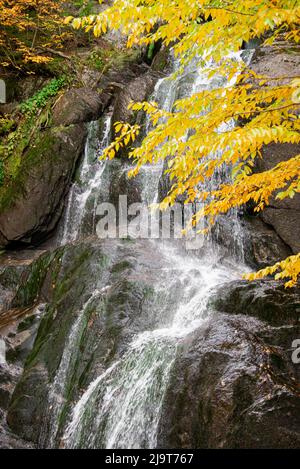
[
  {"x1": 248, "y1": 42, "x2": 300, "y2": 258},
  {"x1": 0, "y1": 52, "x2": 154, "y2": 248},
  {"x1": 0, "y1": 41, "x2": 299, "y2": 449}
]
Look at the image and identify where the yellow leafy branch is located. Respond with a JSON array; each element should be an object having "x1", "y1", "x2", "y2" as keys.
[{"x1": 244, "y1": 253, "x2": 300, "y2": 288}]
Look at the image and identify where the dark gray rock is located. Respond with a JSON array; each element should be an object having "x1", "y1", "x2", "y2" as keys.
[
  {"x1": 241, "y1": 216, "x2": 292, "y2": 268},
  {"x1": 208, "y1": 279, "x2": 300, "y2": 326},
  {"x1": 111, "y1": 72, "x2": 158, "y2": 158},
  {"x1": 109, "y1": 160, "x2": 143, "y2": 209},
  {"x1": 157, "y1": 280, "x2": 300, "y2": 449},
  {"x1": 256, "y1": 143, "x2": 300, "y2": 255},
  {"x1": 3, "y1": 242, "x2": 300, "y2": 449},
  {"x1": 158, "y1": 158, "x2": 172, "y2": 203},
  {"x1": 0, "y1": 249, "x2": 60, "y2": 448},
  {"x1": 0, "y1": 58, "x2": 158, "y2": 249},
  {"x1": 52, "y1": 88, "x2": 104, "y2": 127},
  {"x1": 151, "y1": 46, "x2": 173, "y2": 74},
  {"x1": 0, "y1": 361, "x2": 34, "y2": 448},
  {"x1": 6, "y1": 239, "x2": 172, "y2": 446},
  {"x1": 249, "y1": 44, "x2": 300, "y2": 256},
  {"x1": 0, "y1": 124, "x2": 87, "y2": 247}
]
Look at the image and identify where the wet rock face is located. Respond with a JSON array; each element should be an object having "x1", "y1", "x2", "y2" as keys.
[
  {"x1": 111, "y1": 72, "x2": 159, "y2": 158},
  {"x1": 250, "y1": 43, "x2": 299, "y2": 84},
  {"x1": 0, "y1": 59, "x2": 154, "y2": 249},
  {"x1": 0, "y1": 263, "x2": 29, "y2": 313},
  {"x1": 256, "y1": 142, "x2": 300, "y2": 255},
  {"x1": 158, "y1": 280, "x2": 300, "y2": 449},
  {"x1": 0, "y1": 251, "x2": 53, "y2": 449},
  {"x1": 4, "y1": 241, "x2": 300, "y2": 450},
  {"x1": 208, "y1": 279, "x2": 300, "y2": 327},
  {"x1": 109, "y1": 160, "x2": 144, "y2": 209},
  {"x1": 0, "y1": 363, "x2": 35, "y2": 448},
  {"x1": 241, "y1": 217, "x2": 292, "y2": 269},
  {"x1": 249, "y1": 44, "x2": 300, "y2": 257},
  {"x1": 5, "y1": 239, "x2": 169, "y2": 446}
]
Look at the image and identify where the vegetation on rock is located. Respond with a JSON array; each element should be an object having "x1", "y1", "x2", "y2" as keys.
[{"x1": 0, "y1": 77, "x2": 66, "y2": 189}]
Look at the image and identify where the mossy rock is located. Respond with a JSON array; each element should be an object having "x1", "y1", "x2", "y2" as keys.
[{"x1": 0, "y1": 123, "x2": 87, "y2": 247}]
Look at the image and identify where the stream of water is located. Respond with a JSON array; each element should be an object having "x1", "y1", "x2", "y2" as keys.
[{"x1": 50, "y1": 50, "x2": 253, "y2": 449}]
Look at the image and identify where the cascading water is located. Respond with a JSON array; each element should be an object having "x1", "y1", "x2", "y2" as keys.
[
  {"x1": 63, "y1": 246, "x2": 242, "y2": 449},
  {"x1": 43, "y1": 289, "x2": 103, "y2": 448},
  {"x1": 59, "y1": 115, "x2": 112, "y2": 244},
  {"x1": 47, "y1": 50, "x2": 253, "y2": 449}
]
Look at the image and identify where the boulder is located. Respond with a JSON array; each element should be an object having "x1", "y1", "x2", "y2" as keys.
[
  {"x1": 0, "y1": 253, "x2": 52, "y2": 449},
  {"x1": 241, "y1": 216, "x2": 292, "y2": 268},
  {"x1": 0, "y1": 59, "x2": 158, "y2": 249},
  {"x1": 256, "y1": 143, "x2": 300, "y2": 254},
  {"x1": 109, "y1": 160, "x2": 143, "y2": 209},
  {"x1": 6, "y1": 239, "x2": 169, "y2": 446},
  {"x1": 157, "y1": 280, "x2": 300, "y2": 448},
  {"x1": 52, "y1": 88, "x2": 104, "y2": 127},
  {"x1": 0, "y1": 124, "x2": 87, "y2": 247}
]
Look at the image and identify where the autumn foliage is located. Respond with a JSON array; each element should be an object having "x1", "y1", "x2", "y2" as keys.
[
  {"x1": 0, "y1": 0, "x2": 70, "y2": 70},
  {"x1": 69, "y1": 0, "x2": 300, "y2": 286}
]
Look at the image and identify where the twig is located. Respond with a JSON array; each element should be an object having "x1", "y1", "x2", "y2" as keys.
[
  {"x1": 37, "y1": 47, "x2": 73, "y2": 61},
  {"x1": 232, "y1": 103, "x2": 300, "y2": 118}
]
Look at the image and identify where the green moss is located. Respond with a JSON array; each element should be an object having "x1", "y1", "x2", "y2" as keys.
[
  {"x1": 24, "y1": 305, "x2": 56, "y2": 368},
  {"x1": 53, "y1": 247, "x2": 95, "y2": 301},
  {"x1": 42, "y1": 57, "x2": 67, "y2": 77},
  {"x1": 72, "y1": 0, "x2": 96, "y2": 16},
  {"x1": 87, "y1": 50, "x2": 105, "y2": 71},
  {"x1": 0, "y1": 117, "x2": 16, "y2": 137},
  {"x1": 111, "y1": 260, "x2": 133, "y2": 273},
  {"x1": 17, "y1": 314, "x2": 37, "y2": 333},
  {"x1": 85, "y1": 45, "x2": 141, "y2": 73},
  {"x1": 14, "y1": 250, "x2": 61, "y2": 307},
  {"x1": 0, "y1": 77, "x2": 67, "y2": 194},
  {"x1": 0, "y1": 264, "x2": 28, "y2": 291}
]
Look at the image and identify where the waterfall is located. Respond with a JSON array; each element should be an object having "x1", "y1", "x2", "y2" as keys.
[
  {"x1": 49, "y1": 50, "x2": 253, "y2": 449},
  {"x1": 63, "y1": 245, "x2": 241, "y2": 449},
  {"x1": 44, "y1": 290, "x2": 102, "y2": 448}
]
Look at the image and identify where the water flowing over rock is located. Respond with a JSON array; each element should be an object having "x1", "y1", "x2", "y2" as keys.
[
  {"x1": 111, "y1": 72, "x2": 159, "y2": 158},
  {"x1": 0, "y1": 57, "x2": 152, "y2": 249},
  {"x1": 157, "y1": 312, "x2": 300, "y2": 448},
  {"x1": 0, "y1": 44, "x2": 299, "y2": 449}
]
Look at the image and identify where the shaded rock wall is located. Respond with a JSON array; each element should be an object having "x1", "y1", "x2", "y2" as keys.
[
  {"x1": 158, "y1": 280, "x2": 300, "y2": 449},
  {"x1": 246, "y1": 43, "x2": 300, "y2": 261},
  {"x1": 0, "y1": 55, "x2": 156, "y2": 249},
  {"x1": 111, "y1": 72, "x2": 159, "y2": 158},
  {"x1": 0, "y1": 125, "x2": 87, "y2": 248}
]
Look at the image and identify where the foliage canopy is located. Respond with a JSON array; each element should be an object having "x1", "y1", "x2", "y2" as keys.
[{"x1": 0, "y1": 0, "x2": 70, "y2": 70}]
